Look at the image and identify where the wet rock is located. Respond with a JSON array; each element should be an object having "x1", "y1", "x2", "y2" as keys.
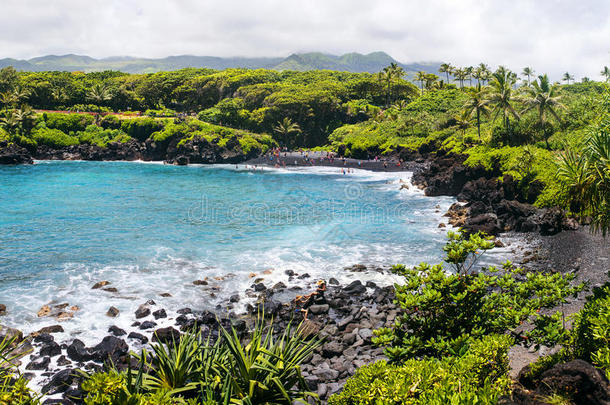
[
  {"x1": 108, "y1": 326, "x2": 126, "y2": 336},
  {"x1": 56, "y1": 355, "x2": 71, "y2": 366},
  {"x1": 26, "y1": 356, "x2": 50, "y2": 370},
  {"x1": 159, "y1": 292, "x2": 172, "y2": 297},
  {"x1": 153, "y1": 309, "x2": 167, "y2": 319},
  {"x1": 106, "y1": 306, "x2": 119, "y2": 317},
  {"x1": 36, "y1": 325, "x2": 64, "y2": 335},
  {"x1": 152, "y1": 327, "x2": 181, "y2": 344},
  {"x1": 193, "y1": 280, "x2": 208, "y2": 286},
  {"x1": 329, "y1": 278, "x2": 339, "y2": 285},
  {"x1": 66, "y1": 339, "x2": 91, "y2": 362},
  {"x1": 91, "y1": 336, "x2": 128, "y2": 364},
  {"x1": 345, "y1": 264, "x2": 367, "y2": 272},
  {"x1": 40, "y1": 341, "x2": 62, "y2": 357},
  {"x1": 37, "y1": 305, "x2": 51, "y2": 317},
  {"x1": 103, "y1": 287, "x2": 118, "y2": 293},
  {"x1": 0, "y1": 304, "x2": 6, "y2": 315},
  {"x1": 343, "y1": 280, "x2": 366, "y2": 295},
  {"x1": 127, "y1": 332, "x2": 148, "y2": 344},
  {"x1": 229, "y1": 294, "x2": 240, "y2": 303},
  {"x1": 285, "y1": 270, "x2": 295, "y2": 276},
  {"x1": 253, "y1": 283, "x2": 266, "y2": 292},
  {"x1": 139, "y1": 321, "x2": 157, "y2": 330},
  {"x1": 0, "y1": 325, "x2": 23, "y2": 343},
  {"x1": 298, "y1": 273, "x2": 310, "y2": 279},
  {"x1": 135, "y1": 304, "x2": 151, "y2": 319},
  {"x1": 42, "y1": 369, "x2": 77, "y2": 395},
  {"x1": 145, "y1": 300, "x2": 156, "y2": 306},
  {"x1": 34, "y1": 333, "x2": 54, "y2": 344},
  {"x1": 177, "y1": 308, "x2": 192, "y2": 315},
  {"x1": 92, "y1": 281, "x2": 110, "y2": 289},
  {"x1": 272, "y1": 282, "x2": 286, "y2": 290}
]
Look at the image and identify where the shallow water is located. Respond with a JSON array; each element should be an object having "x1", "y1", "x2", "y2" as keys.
[{"x1": 0, "y1": 160, "x2": 457, "y2": 343}]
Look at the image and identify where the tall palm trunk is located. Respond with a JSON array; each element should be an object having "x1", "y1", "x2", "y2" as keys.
[{"x1": 476, "y1": 109, "x2": 481, "y2": 139}]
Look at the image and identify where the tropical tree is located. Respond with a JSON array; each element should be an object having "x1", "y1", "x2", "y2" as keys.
[
  {"x1": 273, "y1": 117, "x2": 302, "y2": 148},
  {"x1": 477, "y1": 63, "x2": 492, "y2": 85},
  {"x1": 521, "y1": 67, "x2": 535, "y2": 86},
  {"x1": 0, "y1": 106, "x2": 35, "y2": 136},
  {"x1": 424, "y1": 73, "x2": 439, "y2": 91},
  {"x1": 487, "y1": 67, "x2": 520, "y2": 138},
  {"x1": 521, "y1": 74, "x2": 564, "y2": 149},
  {"x1": 562, "y1": 72, "x2": 575, "y2": 85},
  {"x1": 557, "y1": 92, "x2": 610, "y2": 235},
  {"x1": 11, "y1": 86, "x2": 30, "y2": 107},
  {"x1": 439, "y1": 63, "x2": 453, "y2": 82},
  {"x1": 601, "y1": 66, "x2": 610, "y2": 82},
  {"x1": 465, "y1": 66, "x2": 474, "y2": 86},
  {"x1": 88, "y1": 82, "x2": 112, "y2": 106},
  {"x1": 453, "y1": 68, "x2": 467, "y2": 88},
  {"x1": 0, "y1": 92, "x2": 16, "y2": 112},
  {"x1": 462, "y1": 83, "x2": 491, "y2": 139},
  {"x1": 379, "y1": 63, "x2": 405, "y2": 107},
  {"x1": 415, "y1": 71, "x2": 427, "y2": 95}
]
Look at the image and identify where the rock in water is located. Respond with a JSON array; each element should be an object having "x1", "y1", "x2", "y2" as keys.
[
  {"x1": 91, "y1": 336, "x2": 128, "y2": 364},
  {"x1": 106, "y1": 306, "x2": 119, "y2": 317},
  {"x1": 135, "y1": 304, "x2": 151, "y2": 319}
]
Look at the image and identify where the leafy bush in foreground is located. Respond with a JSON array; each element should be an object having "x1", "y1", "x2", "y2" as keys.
[
  {"x1": 0, "y1": 335, "x2": 39, "y2": 404},
  {"x1": 82, "y1": 319, "x2": 321, "y2": 404},
  {"x1": 329, "y1": 334, "x2": 512, "y2": 405},
  {"x1": 373, "y1": 232, "x2": 583, "y2": 362}
]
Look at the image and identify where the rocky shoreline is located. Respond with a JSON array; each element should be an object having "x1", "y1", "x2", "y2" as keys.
[{"x1": 2, "y1": 270, "x2": 397, "y2": 404}]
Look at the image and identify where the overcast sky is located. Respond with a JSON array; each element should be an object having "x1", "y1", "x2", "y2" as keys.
[{"x1": 1, "y1": 0, "x2": 608, "y2": 79}]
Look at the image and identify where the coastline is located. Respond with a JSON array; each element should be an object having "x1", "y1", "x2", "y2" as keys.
[{"x1": 1, "y1": 157, "x2": 607, "y2": 403}]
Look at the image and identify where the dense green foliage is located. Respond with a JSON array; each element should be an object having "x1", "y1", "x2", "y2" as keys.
[
  {"x1": 373, "y1": 232, "x2": 583, "y2": 362},
  {"x1": 329, "y1": 334, "x2": 512, "y2": 405},
  {"x1": 82, "y1": 320, "x2": 321, "y2": 404},
  {"x1": 0, "y1": 335, "x2": 39, "y2": 404}
]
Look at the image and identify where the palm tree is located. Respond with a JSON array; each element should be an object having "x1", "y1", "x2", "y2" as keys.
[
  {"x1": 11, "y1": 86, "x2": 30, "y2": 107},
  {"x1": 453, "y1": 68, "x2": 467, "y2": 88},
  {"x1": 424, "y1": 73, "x2": 439, "y2": 91},
  {"x1": 487, "y1": 67, "x2": 520, "y2": 138},
  {"x1": 601, "y1": 66, "x2": 610, "y2": 82},
  {"x1": 462, "y1": 84, "x2": 491, "y2": 139},
  {"x1": 88, "y1": 82, "x2": 112, "y2": 105},
  {"x1": 0, "y1": 110, "x2": 19, "y2": 135},
  {"x1": 273, "y1": 117, "x2": 301, "y2": 148},
  {"x1": 465, "y1": 66, "x2": 474, "y2": 87},
  {"x1": 380, "y1": 63, "x2": 405, "y2": 107},
  {"x1": 415, "y1": 71, "x2": 427, "y2": 95},
  {"x1": 521, "y1": 74, "x2": 564, "y2": 149},
  {"x1": 521, "y1": 67, "x2": 535, "y2": 86},
  {"x1": 13, "y1": 106, "x2": 36, "y2": 136},
  {"x1": 478, "y1": 63, "x2": 492, "y2": 85},
  {"x1": 562, "y1": 72, "x2": 574, "y2": 85},
  {"x1": 439, "y1": 63, "x2": 453, "y2": 82},
  {"x1": 0, "y1": 92, "x2": 16, "y2": 112}
]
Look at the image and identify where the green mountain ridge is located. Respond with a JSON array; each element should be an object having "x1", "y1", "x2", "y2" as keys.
[{"x1": 0, "y1": 52, "x2": 441, "y2": 75}]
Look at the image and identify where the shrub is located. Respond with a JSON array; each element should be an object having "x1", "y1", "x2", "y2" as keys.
[
  {"x1": 78, "y1": 125, "x2": 132, "y2": 147},
  {"x1": 100, "y1": 114, "x2": 121, "y2": 130},
  {"x1": 329, "y1": 334, "x2": 512, "y2": 405},
  {"x1": 121, "y1": 118, "x2": 165, "y2": 142},
  {"x1": 43, "y1": 112, "x2": 95, "y2": 133},
  {"x1": 82, "y1": 319, "x2": 320, "y2": 404},
  {"x1": 32, "y1": 127, "x2": 79, "y2": 148},
  {"x1": 373, "y1": 232, "x2": 583, "y2": 361}
]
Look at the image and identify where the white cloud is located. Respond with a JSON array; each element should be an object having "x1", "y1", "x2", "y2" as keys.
[{"x1": 0, "y1": 0, "x2": 608, "y2": 80}]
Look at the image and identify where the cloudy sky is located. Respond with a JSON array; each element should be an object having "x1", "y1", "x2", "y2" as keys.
[{"x1": 1, "y1": 0, "x2": 608, "y2": 79}]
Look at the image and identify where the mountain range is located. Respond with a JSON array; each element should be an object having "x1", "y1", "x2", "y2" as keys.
[{"x1": 0, "y1": 52, "x2": 441, "y2": 76}]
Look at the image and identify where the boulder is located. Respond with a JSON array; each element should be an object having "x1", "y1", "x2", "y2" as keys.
[
  {"x1": 36, "y1": 325, "x2": 64, "y2": 335},
  {"x1": 537, "y1": 360, "x2": 610, "y2": 405},
  {"x1": 135, "y1": 304, "x2": 151, "y2": 319},
  {"x1": 0, "y1": 304, "x2": 6, "y2": 315},
  {"x1": 108, "y1": 325, "x2": 127, "y2": 336},
  {"x1": 26, "y1": 356, "x2": 50, "y2": 370},
  {"x1": 152, "y1": 309, "x2": 167, "y2": 319},
  {"x1": 106, "y1": 306, "x2": 119, "y2": 317},
  {"x1": 91, "y1": 336, "x2": 128, "y2": 364},
  {"x1": 40, "y1": 341, "x2": 62, "y2": 357},
  {"x1": 66, "y1": 339, "x2": 91, "y2": 362},
  {"x1": 152, "y1": 327, "x2": 181, "y2": 344},
  {"x1": 41, "y1": 369, "x2": 77, "y2": 395},
  {"x1": 463, "y1": 213, "x2": 502, "y2": 235},
  {"x1": 343, "y1": 280, "x2": 366, "y2": 295},
  {"x1": 127, "y1": 332, "x2": 148, "y2": 344}
]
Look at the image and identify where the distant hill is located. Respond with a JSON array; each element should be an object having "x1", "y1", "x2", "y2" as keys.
[{"x1": 0, "y1": 52, "x2": 441, "y2": 76}]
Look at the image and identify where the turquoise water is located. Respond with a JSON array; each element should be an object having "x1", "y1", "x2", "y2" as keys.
[{"x1": 0, "y1": 160, "x2": 454, "y2": 342}]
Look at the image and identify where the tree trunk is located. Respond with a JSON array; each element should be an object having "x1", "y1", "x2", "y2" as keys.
[{"x1": 477, "y1": 110, "x2": 481, "y2": 139}]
